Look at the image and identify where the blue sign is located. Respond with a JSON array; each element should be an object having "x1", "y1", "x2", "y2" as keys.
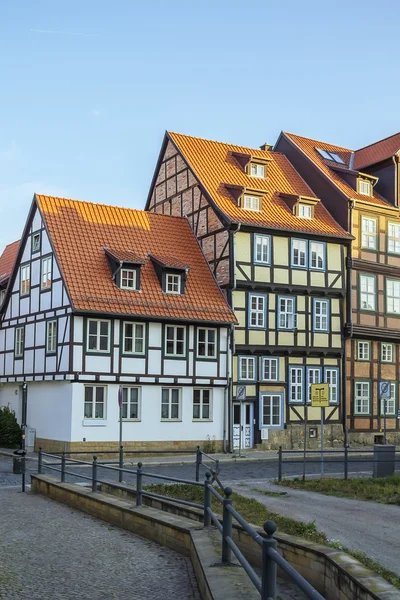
[{"x1": 379, "y1": 381, "x2": 391, "y2": 399}]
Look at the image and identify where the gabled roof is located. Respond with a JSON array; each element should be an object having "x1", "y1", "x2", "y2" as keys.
[
  {"x1": 283, "y1": 132, "x2": 389, "y2": 207},
  {"x1": 149, "y1": 254, "x2": 189, "y2": 270},
  {"x1": 35, "y1": 195, "x2": 236, "y2": 324},
  {"x1": 167, "y1": 132, "x2": 351, "y2": 239},
  {"x1": 354, "y1": 132, "x2": 400, "y2": 170},
  {"x1": 0, "y1": 240, "x2": 20, "y2": 286},
  {"x1": 104, "y1": 248, "x2": 146, "y2": 264}
]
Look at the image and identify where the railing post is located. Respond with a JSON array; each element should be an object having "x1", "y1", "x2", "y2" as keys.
[
  {"x1": 38, "y1": 447, "x2": 43, "y2": 474},
  {"x1": 262, "y1": 520, "x2": 277, "y2": 600},
  {"x1": 119, "y1": 445, "x2": 124, "y2": 483},
  {"x1": 92, "y1": 455, "x2": 98, "y2": 492},
  {"x1": 215, "y1": 458, "x2": 220, "y2": 476},
  {"x1": 278, "y1": 446, "x2": 282, "y2": 482},
  {"x1": 136, "y1": 462, "x2": 143, "y2": 506},
  {"x1": 344, "y1": 444, "x2": 348, "y2": 481},
  {"x1": 203, "y1": 472, "x2": 211, "y2": 526},
  {"x1": 196, "y1": 446, "x2": 202, "y2": 482},
  {"x1": 222, "y1": 487, "x2": 233, "y2": 563},
  {"x1": 61, "y1": 451, "x2": 66, "y2": 483}
]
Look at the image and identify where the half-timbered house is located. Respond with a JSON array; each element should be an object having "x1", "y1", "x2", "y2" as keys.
[
  {"x1": 0, "y1": 240, "x2": 19, "y2": 306},
  {"x1": 275, "y1": 131, "x2": 400, "y2": 444},
  {"x1": 0, "y1": 194, "x2": 235, "y2": 452},
  {"x1": 146, "y1": 133, "x2": 352, "y2": 449}
]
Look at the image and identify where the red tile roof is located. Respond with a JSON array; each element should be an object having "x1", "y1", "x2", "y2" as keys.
[
  {"x1": 283, "y1": 132, "x2": 390, "y2": 207},
  {"x1": 150, "y1": 254, "x2": 189, "y2": 270},
  {"x1": 0, "y1": 240, "x2": 20, "y2": 285},
  {"x1": 104, "y1": 248, "x2": 146, "y2": 264},
  {"x1": 354, "y1": 132, "x2": 400, "y2": 170},
  {"x1": 36, "y1": 195, "x2": 236, "y2": 324},
  {"x1": 169, "y1": 132, "x2": 351, "y2": 239}
]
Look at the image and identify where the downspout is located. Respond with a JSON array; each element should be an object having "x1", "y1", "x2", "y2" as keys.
[
  {"x1": 343, "y1": 201, "x2": 355, "y2": 447},
  {"x1": 392, "y1": 155, "x2": 399, "y2": 207},
  {"x1": 112, "y1": 262, "x2": 123, "y2": 282}
]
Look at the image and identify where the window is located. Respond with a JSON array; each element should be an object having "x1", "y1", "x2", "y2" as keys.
[
  {"x1": 123, "y1": 322, "x2": 145, "y2": 354},
  {"x1": 121, "y1": 269, "x2": 137, "y2": 290},
  {"x1": 381, "y1": 343, "x2": 393, "y2": 363},
  {"x1": 87, "y1": 319, "x2": 110, "y2": 352},
  {"x1": 262, "y1": 394, "x2": 282, "y2": 427},
  {"x1": 354, "y1": 382, "x2": 370, "y2": 415},
  {"x1": 278, "y1": 297, "x2": 297, "y2": 330},
  {"x1": 0, "y1": 289, "x2": 5, "y2": 305},
  {"x1": 197, "y1": 328, "x2": 216, "y2": 358},
  {"x1": 122, "y1": 387, "x2": 140, "y2": 420},
  {"x1": 298, "y1": 204, "x2": 312, "y2": 219},
  {"x1": 357, "y1": 341, "x2": 370, "y2": 361},
  {"x1": 46, "y1": 320, "x2": 57, "y2": 354},
  {"x1": 166, "y1": 273, "x2": 181, "y2": 294},
  {"x1": 289, "y1": 366, "x2": 303, "y2": 403},
  {"x1": 386, "y1": 279, "x2": 400, "y2": 314},
  {"x1": 381, "y1": 383, "x2": 396, "y2": 416},
  {"x1": 359, "y1": 180, "x2": 372, "y2": 196},
  {"x1": 388, "y1": 223, "x2": 400, "y2": 254},
  {"x1": 310, "y1": 242, "x2": 325, "y2": 270},
  {"x1": 307, "y1": 367, "x2": 321, "y2": 403},
  {"x1": 32, "y1": 232, "x2": 41, "y2": 253},
  {"x1": 239, "y1": 356, "x2": 256, "y2": 381},
  {"x1": 243, "y1": 195, "x2": 260, "y2": 211},
  {"x1": 193, "y1": 389, "x2": 211, "y2": 420},
  {"x1": 249, "y1": 294, "x2": 266, "y2": 328},
  {"x1": 15, "y1": 327, "x2": 24, "y2": 358},
  {"x1": 325, "y1": 368, "x2": 339, "y2": 404},
  {"x1": 250, "y1": 163, "x2": 265, "y2": 178},
  {"x1": 165, "y1": 325, "x2": 186, "y2": 356},
  {"x1": 316, "y1": 148, "x2": 345, "y2": 164},
  {"x1": 313, "y1": 299, "x2": 329, "y2": 332},
  {"x1": 20, "y1": 264, "x2": 30, "y2": 296},
  {"x1": 161, "y1": 388, "x2": 180, "y2": 420},
  {"x1": 262, "y1": 357, "x2": 279, "y2": 382},
  {"x1": 291, "y1": 239, "x2": 307, "y2": 268},
  {"x1": 254, "y1": 235, "x2": 270, "y2": 264},
  {"x1": 84, "y1": 386, "x2": 106, "y2": 419},
  {"x1": 360, "y1": 275, "x2": 376, "y2": 311},
  {"x1": 41, "y1": 256, "x2": 52, "y2": 290},
  {"x1": 361, "y1": 217, "x2": 377, "y2": 250}
]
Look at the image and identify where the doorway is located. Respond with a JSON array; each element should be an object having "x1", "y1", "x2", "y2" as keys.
[{"x1": 232, "y1": 402, "x2": 254, "y2": 450}]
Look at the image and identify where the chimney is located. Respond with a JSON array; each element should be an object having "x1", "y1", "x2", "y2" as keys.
[{"x1": 260, "y1": 143, "x2": 273, "y2": 151}]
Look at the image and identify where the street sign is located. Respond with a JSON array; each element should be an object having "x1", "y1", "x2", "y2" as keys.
[
  {"x1": 310, "y1": 383, "x2": 329, "y2": 407},
  {"x1": 379, "y1": 381, "x2": 391, "y2": 399},
  {"x1": 118, "y1": 386, "x2": 123, "y2": 408},
  {"x1": 397, "y1": 409, "x2": 400, "y2": 420},
  {"x1": 236, "y1": 385, "x2": 246, "y2": 401}
]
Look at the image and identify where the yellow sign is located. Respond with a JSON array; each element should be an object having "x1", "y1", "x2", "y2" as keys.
[{"x1": 311, "y1": 383, "x2": 329, "y2": 407}]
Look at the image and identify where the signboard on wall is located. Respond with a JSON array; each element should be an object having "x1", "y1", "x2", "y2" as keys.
[
  {"x1": 236, "y1": 385, "x2": 246, "y2": 402},
  {"x1": 379, "y1": 381, "x2": 391, "y2": 399},
  {"x1": 310, "y1": 384, "x2": 329, "y2": 407}
]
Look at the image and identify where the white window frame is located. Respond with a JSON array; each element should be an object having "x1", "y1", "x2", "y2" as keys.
[
  {"x1": 307, "y1": 367, "x2": 322, "y2": 403},
  {"x1": 84, "y1": 385, "x2": 106, "y2": 420},
  {"x1": 193, "y1": 389, "x2": 212, "y2": 421},
  {"x1": 325, "y1": 368, "x2": 339, "y2": 404},
  {"x1": 121, "y1": 387, "x2": 141, "y2": 421},
  {"x1": 249, "y1": 294, "x2": 266, "y2": 328},
  {"x1": 354, "y1": 382, "x2": 370, "y2": 415},
  {"x1": 381, "y1": 343, "x2": 393, "y2": 363},
  {"x1": 298, "y1": 204, "x2": 312, "y2": 219},
  {"x1": 20, "y1": 264, "x2": 30, "y2": 296},
  {"x1": 166, "y1": 273, "x2": 181, "y2": 294},
  {"x1": 15, "y1": 327, "x2": 24, "y2": 358},
  {"x1": 41, "y1": 256, "x2": 52, "y2": 290},
  {"x1": 46, "y1": 320, "x2": 57, "y2": 354},
  {"x1": 197, "y1": 328, "x2": 217, "y2": 359},
  {"x1": 123, "y1": 322, "x2": 145, "y2": 355},
  {"x1": 358, "y1": 180, "x2": 372, "y2": 196},
  {"x1": 261, "y1": 357, "x2": 279, "y2": 382},
  {"x1": 361, "y1": 217, "x2": 377, "y2": 250},
  {"x1": 278, "y1": 297, "x2": 297, "y2": 330},
  {"x1": 32, "y1": 232, "x2": 41, "y2": 253},
  {"x1": 239, "y1": 356, "x2": 256, "y2": 381},
  {"x1": 250, "y1": 163, "x2": 265, "y2": 178},
  {"x1": 254, "y1": 234, "x2": 270, "y2": 264},
  {"x1": 309, "y1": 242, "x2": 325, "y2": 270},
  {"x1": 161, "y1": 388, "x2": 181, "y2": 421},
  {"x1": 165, "y1": 325, "x2": 186, "y2": 357},
  {"x1": 360, "y1": 275, "x2": 376, "y2": 311},
  {"x1": 243, "y1": 194, "x2": 260, "y2": 212},
  {"x1": 291, "y1": 239, "x2": 308, "y2": 268},
  {"x1": 262, "y1": 394, "x2": 282, "y2": 427},
  {"x1": 357, "y1": 341, "x2": 370, "y2": 361},
  {"x1": 313, "y1": 299, "x2": 329, "y2": 332},
  {"x1": 386, "y1": 279, "x2": 400, "y2": 314},
  {"x1": 87, "y1": 319, "x2": 110, "y2": 353},
  {"x1": 120, "y1": 268, "x2": 137, "y2": 290},
  {"x1": 388, "y1": 222, "x2": 400, "y2": 254},
  {"x1": 289, "y1": 366, "x2": 304, "y2": 404},
  {"x1": 381, "y1": 383, "x2": 396, "y2": 416}
]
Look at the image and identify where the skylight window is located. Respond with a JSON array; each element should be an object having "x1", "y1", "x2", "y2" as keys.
[{"x1": 316, "y1": 148, "x2": 346, "y2": 165}]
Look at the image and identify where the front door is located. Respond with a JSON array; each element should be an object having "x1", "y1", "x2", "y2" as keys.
[{"x1": 232, "y1": 402, "x2": 254, "y2": 450}]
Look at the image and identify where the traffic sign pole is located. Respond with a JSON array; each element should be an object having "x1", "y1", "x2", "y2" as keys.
[{"x1": 320, "y1": 407, "x2": 324, "y2": 478}]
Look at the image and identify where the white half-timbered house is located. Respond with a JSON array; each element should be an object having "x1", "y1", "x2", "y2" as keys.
[{"x1": 0, "y1": 195, "x2": 235, "y2": 452}]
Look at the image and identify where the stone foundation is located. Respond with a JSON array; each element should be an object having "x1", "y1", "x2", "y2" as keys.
[
  {"x1": 257, "y1": 424, "x2": 345, "y2": 450},
  {"x1": 348, "y1": 430, "x2": 400, "y2": 446}
]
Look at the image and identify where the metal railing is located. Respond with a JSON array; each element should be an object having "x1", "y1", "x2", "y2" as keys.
[
  {"x1": 38, "y1": 449, "x2": 323, "y2": 600},
  {"x1": 195, "y1": 445, "x2": 220, "y2": 483}
]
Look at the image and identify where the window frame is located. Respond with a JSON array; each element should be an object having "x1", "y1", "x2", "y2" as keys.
[
  {"x1": 358, "y1": 179, "x2": 372, "y2": 197},
  {"x1": 325, "y1": 367, "x2": 340, "y2": 405},
  {"x1": 15, "y1": 326, "x2": 25, "y2": 358},
  {"x1": 254, "y1": 234, "x2": 271, "y2": 265},
  {"x1": 278, "y1": 296, "x2": 297, "y2": 330},
  {"x1": 164, "y1": 325, "x2": 186, "y2": 358},
  {"x1": 249, "y1": 163, "x2": 265, "y2": 178},
  {"x1": 86, "y1": 319, "x2": 111, "y2": 354},
  {"x1": 248, "y1": 293, "x2": 267, "y2": 329},
  {"x1": 313, "y1": 298, "x2": 330, "y2": 332},
  {"x1": 309, "y1": 241, "x2": 326, "y2": 271},
  {"x1": 357, "y1": 340, "x2": 371, "y2": 362},
  {"x1": 354, "y1": 380, "x2": 371, "y2": 416},
  {"x1": 193, "y1": 388, "x2": 212, "y2": 421},
  {"x1": 161, "y1": 387, "x2": 181, "y2": 421},
  {"x1": 361, "y1": 216, "x2": 378, "y2": 251},
  {"x1": 261, "y1": 357, "x2": 279, "y2": 382},
  {"x1": 165, "y1": 273, "x2": 182, "y2": 295},
  {"x1": 120, "y1": 268, "x2": 137, "y2": 290},
  {"x1": 260, "y1": 392, "x2": 284, "y2": 429},
  {"x1": 242, "y1": 194, "x2": 261, "y2": 212},
  {"x1": 238, "y1": 356, "x2": 256, "y2": 382},
  {"x1": 359, "y1": 274, "x2": 376, "y2": 312},
  {"x1": 196, "y1": 327, "x2": 217, "y2": 360},
  {"x1": 306, "y1": 366, "x2": 322, "y2": 404},
  {"x1": 20, "y1": 263, "x2": 31, "y2": 297},
  {"x1": 84, "y1": 385, "x2": 107, "y2": 420},
  {"x1": 386, "y1": 278, "x2": 400, "y2": 315},
  {"x1": 291, "y1": 239, "x2": 308, "y2": 269},
  {"x1": 121, "y1": 386, "x2": 141, "y2": 421},
  {"x1": 31, "y1": 231, "x2": 41, "y2": 254},
  {"x1": 380, "y1": 382, "x2": 397, "y2": 417},
  {"x1": 288, "y1": 365, "x2": 304, "y2": 404},
  {"x1": 46, "y1": 319, "x2": 57, "y2": 355},
  {"x1": 381, "y1": 343, "x2": 394, "y2": 364},
  {"x1": 40, "y1": 254, "x2": 53, "y2": 292},
  {"x1": 122, "y1": 321, "x2": 146, "y2": 356},
  {"x1": 298, "y1": 204, "x2": 312, "y2": 219},
  {"x1": 388, "y1": 222, "x2": 400, "y2": 255}
]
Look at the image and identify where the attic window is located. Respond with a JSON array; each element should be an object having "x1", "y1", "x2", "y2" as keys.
[
  {"x1": 250, "y1": 163, "x2": 265, "y2": 178},
  {"x1": 32, "y1": 232, "x2": 41, "y2": 253},
  {"x1": 121, "y1": 269, "x2": 137, "y2": 290},
  {"x1": 316, "y1": 148, "x2": 346, "y2": 165},
  {"x1": 243, "y1": 195, "x2": 260, "y2": 212},
  {"x1": 298, "y1": 204, "x2": 312, "y2": 219},
  {"x1": 166, "y1": 273, "x2": 181, "y2": 294},
  {"x1": 358, "y1": 179, "x2": 372, "y2": 196}
]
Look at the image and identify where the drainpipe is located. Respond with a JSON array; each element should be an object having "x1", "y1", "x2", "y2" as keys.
[
  {"x1": 344, "y1": 201, "x2": 355, "y2": 448},
  {"x1": 392, "y1": 155, "x2": 399, "y2": 207},
  {"x1": 223, "y1": 323, "x2": 234, "y2": 453}
]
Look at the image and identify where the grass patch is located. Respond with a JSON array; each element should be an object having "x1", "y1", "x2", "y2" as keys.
[
  {"x1": 276, "y1": 475, "x2": 400, "y2": 504},
  {"x1": 144, "y1": 483, "x2": 400, "y2": 591},
  {"x1": 252, "y1": 488, "x2": 288, "y2": 497}
]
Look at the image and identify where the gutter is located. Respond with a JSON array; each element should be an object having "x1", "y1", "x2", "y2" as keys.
[{"x1": 343, "y1": 200, "x2": 355, "y2": 448}]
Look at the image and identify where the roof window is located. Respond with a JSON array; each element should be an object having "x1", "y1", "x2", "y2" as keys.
[
  {"x1": 166, "y1": 273, "x2": 181, "y2": 295},
  {"x1": 316, "y1": 148, "x2": 346, "y2": 165},
  {"x1": 243, "y1": 195, "x2": 261, "y2": 212},
  {"x1": 298, "y1": 204, "x2": 312, "y2": 219},
  {"x1": 249, "y1": 163, "x2": 265, "y2": 178},
  {"x1": 358, "y1": 179, "x2": 372, "y2": 196}
]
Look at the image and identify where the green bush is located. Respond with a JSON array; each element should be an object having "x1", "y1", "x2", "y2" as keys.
[{"x1": 0, "y1": 406, "x2": 21, "y2": 448}]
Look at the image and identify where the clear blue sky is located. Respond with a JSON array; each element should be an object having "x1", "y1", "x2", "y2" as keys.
[{"x1": 0, "y1": 0, "x2": 399, "y2": 246}]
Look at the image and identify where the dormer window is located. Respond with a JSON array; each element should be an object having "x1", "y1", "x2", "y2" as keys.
[
  {"x1": 121, "y1": 269, "x2": 137, "y2": 290},
  {"x1": 358, "y1": 179, "x2": 372, "y2": 196},
  {"x1": 298, "y1": 204, "x2": 312, "y2": 219},
  {"x1": 250, "y1": 163, "x2": 265, "y2": 178},
  {"x1": 243, "y1": 195, "x2": 260, "y2": 212},
  {"x1": 104, "y1": 248, "x2": 145, "y2": 292},
  {"x1": 166, "y1": 273, "x2": 181, "y2": 294}
]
